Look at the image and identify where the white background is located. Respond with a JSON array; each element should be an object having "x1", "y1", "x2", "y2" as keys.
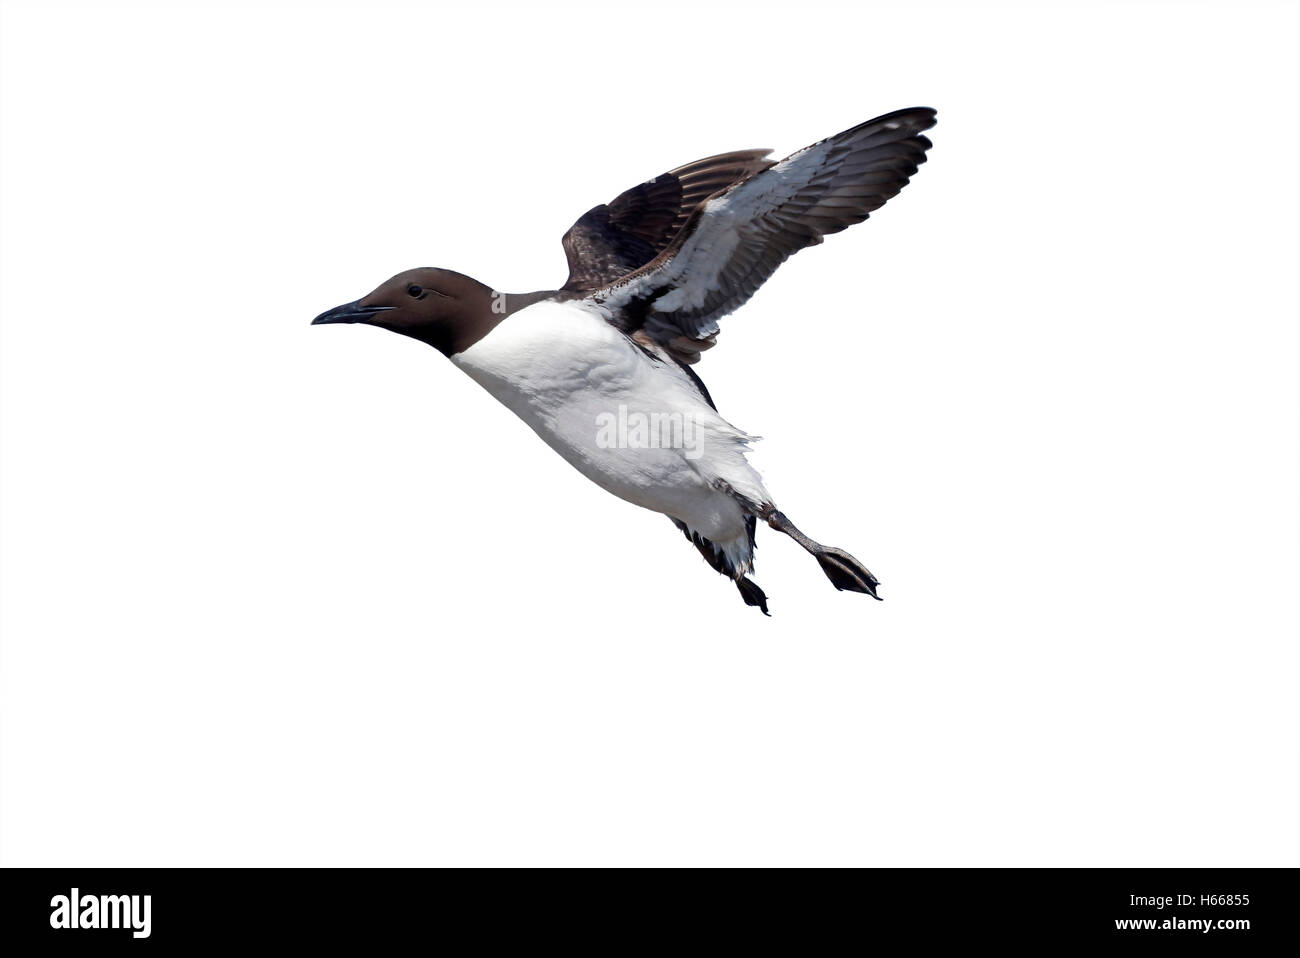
[{"x1": 2, "y1": 0, "x2": 1297, "y2": 867}]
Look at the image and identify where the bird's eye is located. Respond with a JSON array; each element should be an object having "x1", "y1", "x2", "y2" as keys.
[{"x1": 407, "y1": 284, "x2": 424, "y2": 298}]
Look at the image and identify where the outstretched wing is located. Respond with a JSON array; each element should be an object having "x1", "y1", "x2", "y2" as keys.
[
  {"x1": 560, "y1": 149, "x2": 776, "y2": 293},
  {"x1": 591, "y1": 108, "x2": 937, "y2": 363}
]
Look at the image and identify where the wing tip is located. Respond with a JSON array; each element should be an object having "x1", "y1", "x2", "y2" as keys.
[{"x1": 856, "y1": 106, "x2": 939, "y2": 136}]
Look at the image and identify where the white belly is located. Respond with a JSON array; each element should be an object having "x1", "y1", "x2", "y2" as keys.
[{"x1": 450, "y1": 300, "x2": 771, "y2": 551}]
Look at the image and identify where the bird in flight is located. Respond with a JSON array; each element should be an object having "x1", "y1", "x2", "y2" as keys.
[{"x1": 314, "y1": 107, "x2": 936, "y2": 614}]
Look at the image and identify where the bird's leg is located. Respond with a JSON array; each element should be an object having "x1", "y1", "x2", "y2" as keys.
[
  {"x1": 762, "y1": 507, "x2": 881, "y2": 600},
  {"x1": 734, "y1": 576, "x2": 770, "y2": 616},
  {"x1": 672, "y1": 511, "x2": 770, "y2": 615}
]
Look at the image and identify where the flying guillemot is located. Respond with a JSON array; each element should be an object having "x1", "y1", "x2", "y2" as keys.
[{"x1": 314, "y1": 107, "x2": 937, "y2": 614}]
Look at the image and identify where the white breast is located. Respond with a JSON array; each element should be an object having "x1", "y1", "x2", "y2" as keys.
[{"x1": 450, "y1": 299, "x2": 772, "y2": 552}]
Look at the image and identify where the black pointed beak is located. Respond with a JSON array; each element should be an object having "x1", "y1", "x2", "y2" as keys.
[{"x1": 311, "y1": 300, "x2": 396, "y2": 326}]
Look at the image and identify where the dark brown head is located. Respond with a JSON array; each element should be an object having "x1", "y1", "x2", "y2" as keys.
[{"x1": 312, "y1": 267, "x2": 500, "y2": 356}]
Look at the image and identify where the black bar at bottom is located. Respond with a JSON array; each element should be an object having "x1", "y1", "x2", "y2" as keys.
[{"x1": 0, "y1": 866, "x2": 1294, "y2": 948}]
